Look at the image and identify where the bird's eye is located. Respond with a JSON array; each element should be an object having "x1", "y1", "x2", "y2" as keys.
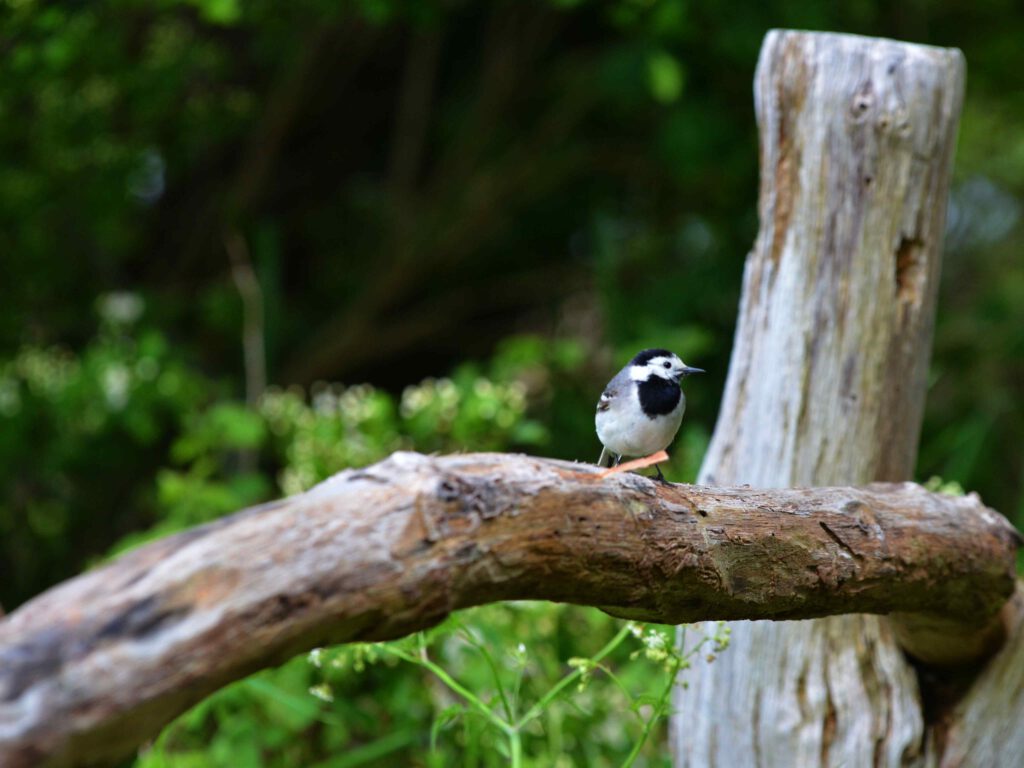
[{"x1": 663, "y1": 361, "x2": 671, "y2": 369}]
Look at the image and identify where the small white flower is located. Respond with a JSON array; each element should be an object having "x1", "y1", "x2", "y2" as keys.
[{"x1": 308, "y1": 683, "x2": 334, "y2": 703}]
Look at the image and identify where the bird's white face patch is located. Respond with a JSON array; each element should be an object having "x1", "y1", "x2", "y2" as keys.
[{"x1": 629, "y1": 354, "x2": 684, "y2": 382}]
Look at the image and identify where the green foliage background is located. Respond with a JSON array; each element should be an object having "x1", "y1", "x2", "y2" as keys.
[{"x1": 3, "y1": 0, "x2": 1023, "y2": 764}]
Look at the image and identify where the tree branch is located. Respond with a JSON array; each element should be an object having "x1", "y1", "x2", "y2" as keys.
[{"x1": 0, "y1": 451, "x2": 1018, "y2": 767}]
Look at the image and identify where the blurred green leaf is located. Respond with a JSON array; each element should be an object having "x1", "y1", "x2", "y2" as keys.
[
  {"x1": 647, "y1": 50, "x2": 685, "y2": 103},
  {"x1": 189, "y1": 0, "x2": 242, "y2": 25}
]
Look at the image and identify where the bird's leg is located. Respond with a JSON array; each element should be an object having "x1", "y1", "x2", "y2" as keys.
[
  {"x1": 614, "y1": 454, "x2": 622, "y2": 467},
  {"x1": 654, "y1": 464, "x2": 668, "y2": 484}
]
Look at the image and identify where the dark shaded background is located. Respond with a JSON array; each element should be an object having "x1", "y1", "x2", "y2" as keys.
[{"x1": 2, "y1": 0, "x2": 1022, "y2": 627}]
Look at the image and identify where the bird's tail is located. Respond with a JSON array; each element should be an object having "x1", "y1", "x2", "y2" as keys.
[{"x1": 597, "y1": 446, "x2": 612, "y2": 467}]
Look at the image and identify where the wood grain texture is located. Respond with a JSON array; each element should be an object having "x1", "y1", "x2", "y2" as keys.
[
  {"x1": 0, "y1": 452, "x2": 1017, "y2": 768},
  {"x1": 701, "y1": 30, "x2": 964, "y2": 489},
  {"x1": 671, "y1": 30, "x2": 969, "y2": 768},
  {"x1": 926, "y1": 590, "x2": 1024, "y2": 768}
]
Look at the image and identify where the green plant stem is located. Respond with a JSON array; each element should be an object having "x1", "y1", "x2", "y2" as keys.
[
  {"x1": 509, "y1": 728, "x2": 523, "y2": 768},
  {"x1": 592, "y1": 662, "x2": 639, "y2": 705},
  {"x1": 458, "y1": 626, "x2": 515, "y2": 721},
  {"x1": 620, "y1": 655, "x2": 682, "y2": 768},
  {"x1": 385, "y1": 646, "x2": 514, "y2": 738},
  {"x1": 398, "y1": 636, "x2": 525, "y2": 768},
  {"x1": 514, "y1": 622, "x2": 633, "y2": 730},
  {"x1": 384, "y1": 621, "x2": 660, "y2": 767},
  {"x1": 510, "y1": 650, "x2": 528, "y2": 718}
]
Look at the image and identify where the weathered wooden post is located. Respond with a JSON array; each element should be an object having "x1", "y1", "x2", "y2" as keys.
[{"x1": 669, "y1": 30, "x2": 986, "y2": 766}]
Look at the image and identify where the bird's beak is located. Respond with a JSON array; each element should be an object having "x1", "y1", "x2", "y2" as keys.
[{"x1": 680, "y1": 366, "x2": 705, "y2": 377}]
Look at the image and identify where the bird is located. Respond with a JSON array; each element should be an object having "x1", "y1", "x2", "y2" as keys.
[{"x1": 595, "y1": 348, "x2": 704, "y2": 482}]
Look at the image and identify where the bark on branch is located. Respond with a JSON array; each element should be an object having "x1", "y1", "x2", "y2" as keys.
[{"x1": 0, "y1": 451, "x2": 1019, "y2": 767}]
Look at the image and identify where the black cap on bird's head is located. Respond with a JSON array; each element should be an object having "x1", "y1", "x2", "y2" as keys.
[
  {"x1": 629, "y1": 348, "x2": 705, "y2": 382},
  {"x1": 630, "y1": 348, "x2": 674, "y2": 366}
]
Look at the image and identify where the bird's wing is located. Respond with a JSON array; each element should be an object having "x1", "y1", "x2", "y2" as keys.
[
  {"x1": 597, "y1": 369, "x2": 630, "y2": 412},
  {"x1": 597, "y1": 383, "x2": 617, "y2": 412}
]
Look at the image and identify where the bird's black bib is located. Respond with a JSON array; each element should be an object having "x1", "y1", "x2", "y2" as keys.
[{"x1": 637, "y1": 376, "x2": 681, "y2": 418}]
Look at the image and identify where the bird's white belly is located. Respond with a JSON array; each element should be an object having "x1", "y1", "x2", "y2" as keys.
[{"x1": 596, "y1": 401, "x2": 684, "y2": 458}]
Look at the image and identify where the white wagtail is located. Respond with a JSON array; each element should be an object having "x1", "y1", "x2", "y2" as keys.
[{"x1": 595, "y1": 348, "x2": 704, "y2": 482}]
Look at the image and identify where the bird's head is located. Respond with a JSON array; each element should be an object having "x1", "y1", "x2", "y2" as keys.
[{"x1": 628, "y1": 348, "x2": 704, "y2": 384}]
